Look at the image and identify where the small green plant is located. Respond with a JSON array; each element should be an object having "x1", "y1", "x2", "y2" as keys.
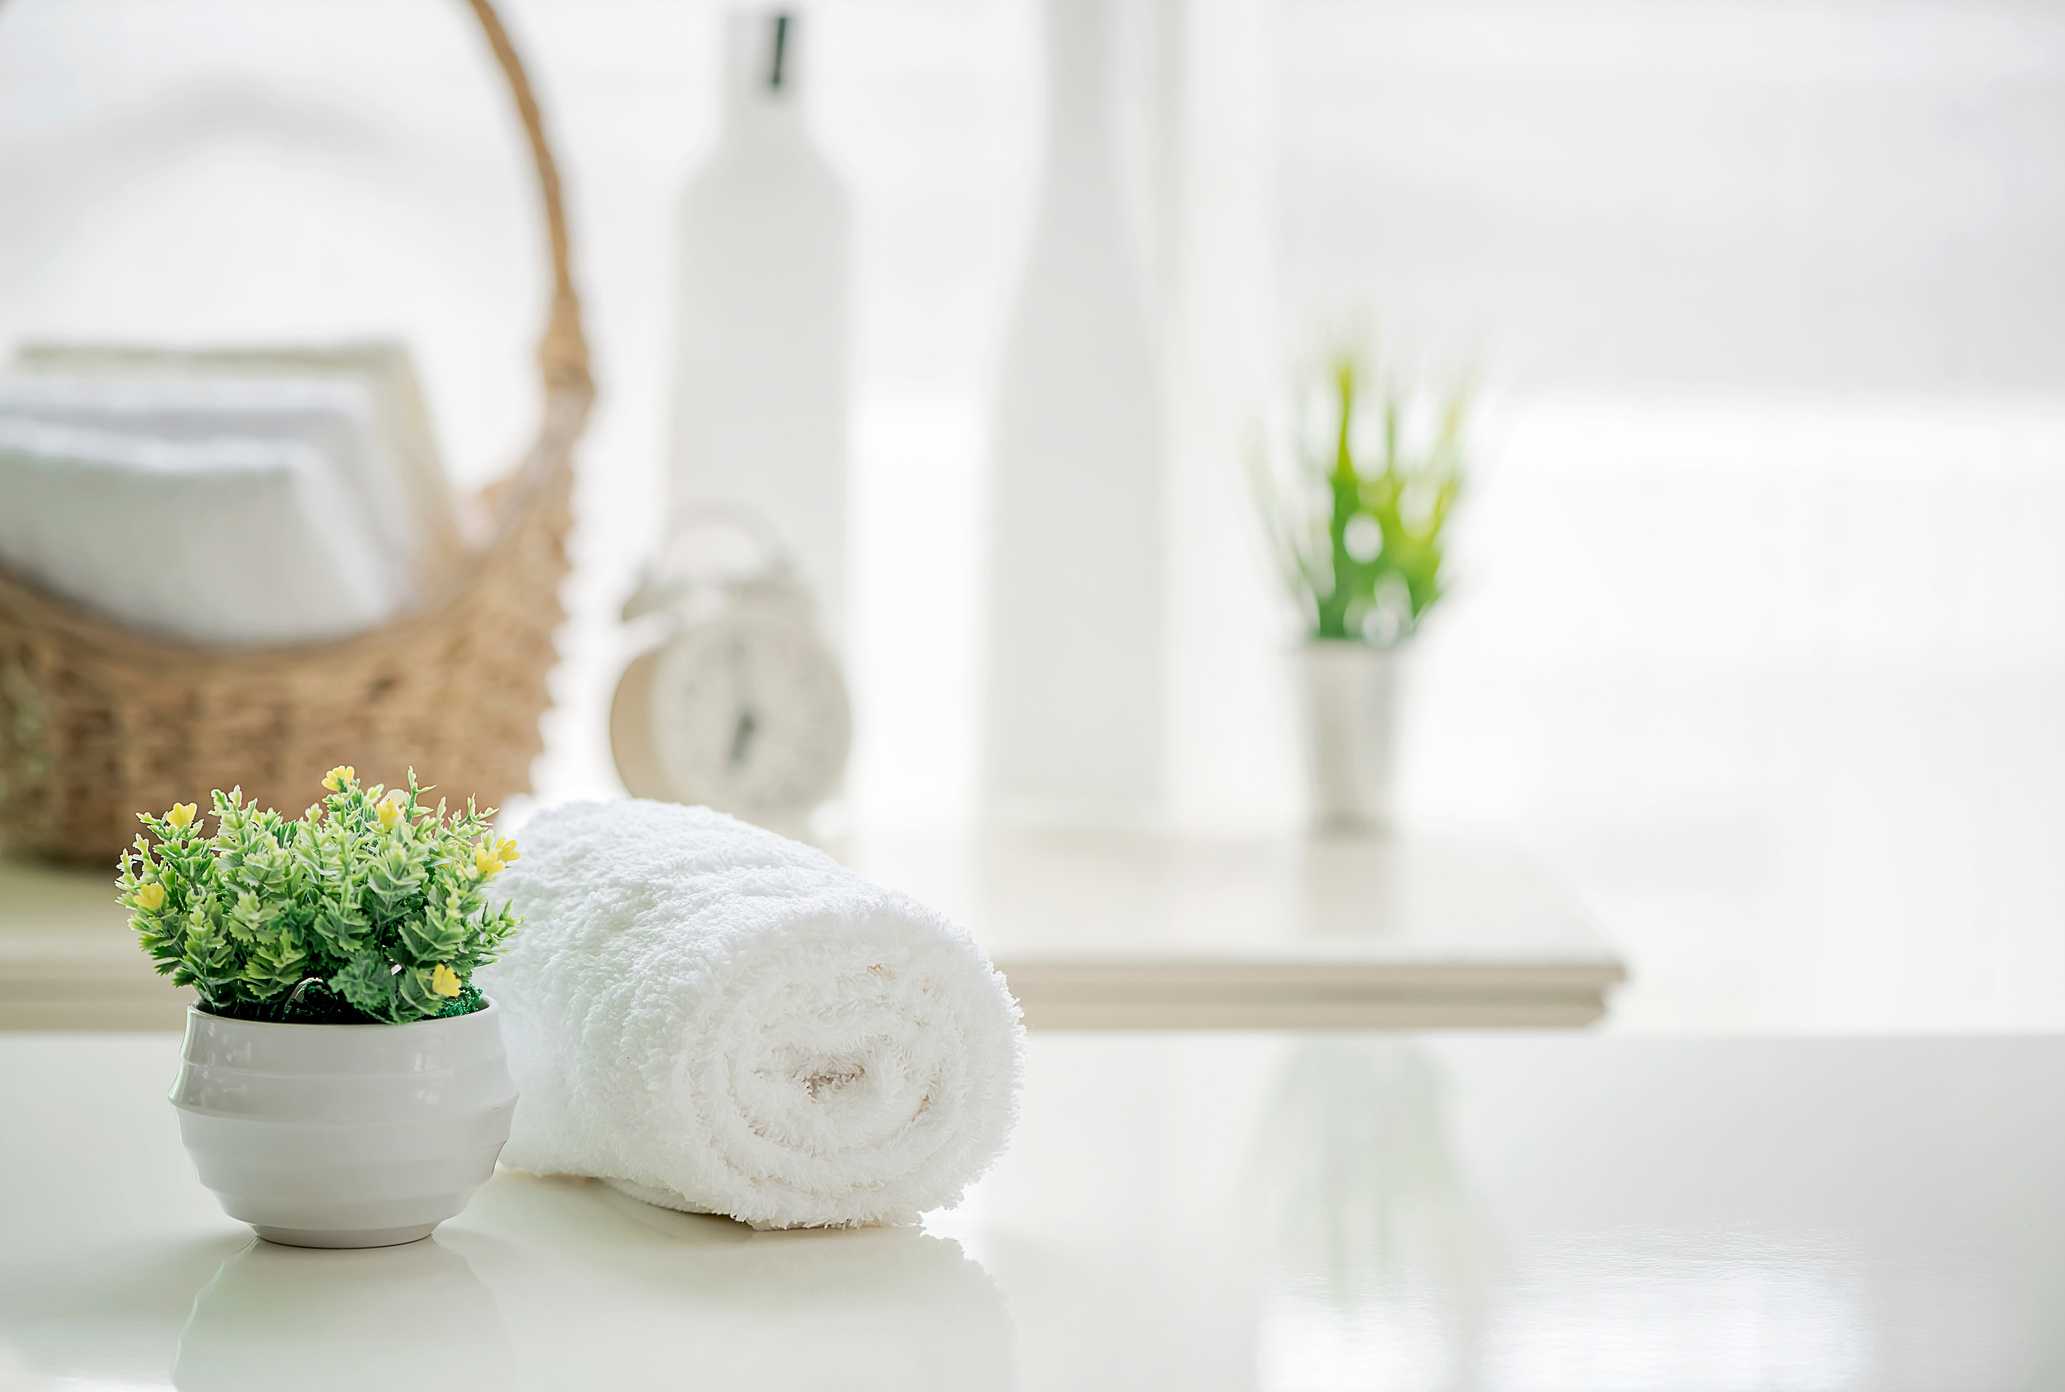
[
  {"x1": 117, "y1": 767, "x2": 521, "y2": 1025},
  {"x1": 1251, "y1": 348, "x2": 1468, "y2": 647}
]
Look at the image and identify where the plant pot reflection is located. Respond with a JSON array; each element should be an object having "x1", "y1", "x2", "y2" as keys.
[
  {"x1": 1249, "y1": 1040, "x2": 1487, "y2": 1386},
  {"x1": 172, "y1": 1237, "x2": 516, "y2": 1391}
]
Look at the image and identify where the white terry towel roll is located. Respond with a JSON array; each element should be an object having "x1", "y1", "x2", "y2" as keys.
[{"x1": 479, "y1": 800, "x2": 1025, "y2": 1230}]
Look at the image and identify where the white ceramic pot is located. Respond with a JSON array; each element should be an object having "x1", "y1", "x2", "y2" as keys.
[
  {"x1": 170, "y1": 1003, "x2": 517, "y2": 1249},
  {"x1": 1300, "y1": 640, "x2": 1407, "y2": 835}
]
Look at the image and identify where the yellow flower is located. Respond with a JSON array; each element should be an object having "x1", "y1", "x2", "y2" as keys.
[
  {"x1": 473, "y1": 845, "x2": 505, "y2": 878},
  {"x1": 165, "y1": 803, "x2": 197, "y2": 830},
  {"x1": 494, "y1": 837, "x2": 520, "y2": 864},
  {"x1": 322, "y1": 766, "x2": 356, "y2": 793},
  {"x1": 376, "y1": 790, "x2": 408, "y2": 831},
  {"x1": 134, "y1": 882, "x2": 166, "y2": 913},
  {"x1": 431, "y1": 963, "x2": 462, "y2": 998}
]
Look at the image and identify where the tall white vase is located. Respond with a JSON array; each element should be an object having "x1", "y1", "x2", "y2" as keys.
[
  {"x1": 982, "y1": 0, "x2": 1166, "y2": 828},
  {"x1": 669, "y1": 11, "x2": 851, "y2": 640}
]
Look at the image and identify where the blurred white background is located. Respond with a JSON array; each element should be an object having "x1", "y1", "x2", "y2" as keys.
[{"x1": 2, "y1": 0, "x2": 2062, "y2": 1031}]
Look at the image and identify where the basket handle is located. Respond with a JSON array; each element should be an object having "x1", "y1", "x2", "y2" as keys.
[
  {"x1": 461, "y1": 0, "x2": 592, "y2": 402},
  {"x1": 0, "y1": 0, "x2": 593, "y2": 405}
]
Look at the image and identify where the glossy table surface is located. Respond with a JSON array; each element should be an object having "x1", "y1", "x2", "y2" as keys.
[{"x1": 2, "y1": 1030, "x2": 2061, "y2": 1390}]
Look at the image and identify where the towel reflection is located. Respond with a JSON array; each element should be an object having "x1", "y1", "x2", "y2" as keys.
[{"x1": 464, "y1": 1171, "x2": 1016, "y2": 1391}]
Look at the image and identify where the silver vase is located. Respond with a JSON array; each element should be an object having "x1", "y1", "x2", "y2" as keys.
[{"x1": 1300, "y1": 641, "x2": 1407, "y2": 835}]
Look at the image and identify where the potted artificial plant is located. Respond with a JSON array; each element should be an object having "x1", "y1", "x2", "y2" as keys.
[
  {"x1": 1252, "y1": 350, "x2": 1468, "y2": 834},
  {"x1": 118, "y1": 767, "x2": 523, "y2": 1248}
]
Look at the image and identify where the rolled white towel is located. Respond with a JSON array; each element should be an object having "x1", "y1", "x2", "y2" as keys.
[{"x1": 478, "y1": 800, "x2": 1025, "y2": 1230}]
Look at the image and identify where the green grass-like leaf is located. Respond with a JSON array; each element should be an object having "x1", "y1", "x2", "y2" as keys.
[{"x1": 1250, "y1": 345, "x2": 1470, "y2": 647}]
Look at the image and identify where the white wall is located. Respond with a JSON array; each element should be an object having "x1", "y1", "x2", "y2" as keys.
[{"x1": 1270, "y1": 0, "x2": 2065, "y2": 1028}]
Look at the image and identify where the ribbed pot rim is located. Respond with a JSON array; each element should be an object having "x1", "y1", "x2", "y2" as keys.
[{"x1": 183, "y1": 1000, "x2": 499, "y2": 1033}]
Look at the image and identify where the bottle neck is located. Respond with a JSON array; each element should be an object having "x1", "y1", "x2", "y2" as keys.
[
  {"x1": 1035, "y1": 0, "x2": 1125, "y2": 183},
  {"x1": 720, "y1": 10, "x2": 805, "y2": 139}
]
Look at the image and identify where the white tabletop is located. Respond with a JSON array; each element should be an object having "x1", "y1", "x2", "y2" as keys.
[{"x1": 1, "y1": 1029, "x2": 2059, "y2": 1389}]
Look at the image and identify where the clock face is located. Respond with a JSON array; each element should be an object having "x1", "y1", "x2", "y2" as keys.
[{"x1": 646, "y1": 613, "x2": 851, "y2": 820}]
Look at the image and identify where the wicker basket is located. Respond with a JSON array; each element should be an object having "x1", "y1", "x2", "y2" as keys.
[{"x1": 0, "y1": 0, "x2": 593, "y2": 866}]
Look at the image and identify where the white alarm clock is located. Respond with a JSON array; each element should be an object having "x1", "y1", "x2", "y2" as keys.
[{"x1": 611, "y1": 509, "x2": 851, "y2": 834}]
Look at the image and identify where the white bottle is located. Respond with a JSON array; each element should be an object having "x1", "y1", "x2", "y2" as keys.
[
  {"x1": 668, "y1": 11, "x2": 851, "y2": 642},
  {"x1": 981, "y1": 0, "x2": 1166, "y2": 828}
]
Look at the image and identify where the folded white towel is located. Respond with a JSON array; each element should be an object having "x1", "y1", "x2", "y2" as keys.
[
  {"x1": 0, "y1": 417, "x2": 398, "y2": 645},
  {"x1": 478, "y1": 800, "x2": 1025, "y2": 1230},
  {"x1": 12, "y1": 341, "x2": 469, "y2": 584},
  {"x1": 0, "y1": 372, "x2": 417, "y2": 591}
]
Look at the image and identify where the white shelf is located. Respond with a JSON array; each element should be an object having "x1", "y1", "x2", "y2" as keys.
[
  {"x1": 854, "y1": 830, "x2": 1625, "y2": 1029},
  {"x1": 0, "y1": 829, "x2": 1625, "y2": 1032},
  {"x1": 0, "y1": 856, "x2": 188, "y2": 1030}
]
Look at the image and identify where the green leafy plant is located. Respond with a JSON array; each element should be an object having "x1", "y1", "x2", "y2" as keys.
[
  {"x1": 1252, "y1": 348, "x2": 1468, "y2": 647},
  {"x1": 116, "y1": 767, "x2": 521, "y2": 1025}
]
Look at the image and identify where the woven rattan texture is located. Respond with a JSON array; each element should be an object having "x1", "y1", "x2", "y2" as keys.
[{"x1": 0, "y1": 0, "x2": 592, "y2": 865}]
